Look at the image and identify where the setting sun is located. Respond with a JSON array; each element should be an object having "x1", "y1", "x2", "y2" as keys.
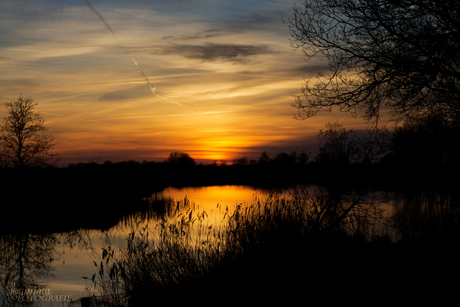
[{"x1": 0, "y1": 0, "x2": 363, "y2": 166}]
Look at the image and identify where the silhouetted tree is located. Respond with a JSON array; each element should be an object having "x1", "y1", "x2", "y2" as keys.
[
  {"x1": 389, "y1": 113, "x2": 460, "y2": 167},
  {"x1": 233, "y1": 157, "x2": 249, "y2": 165},
  {"x1": 273, "y1": 152, "x2": 298, "y2": 165},
  {"x1": 116, "y1": 160, "x2": 141, "y2": 169},
  {"x1": 257, "y1": 151, "x2": 271, "y2": 164},
  {"x1": 298, "y1": 151, "x2": 309, "y2": 165},
  {"x1": 288, "y1": 0, "x2": 460, "y2": 125},
  {"x1": 354, "y1": 128, "x2": 391, "y2": 164},
  {"x1": 166, "y1": 152, "x2": 195, "y2": 166},
  {"x1": 211, "y1": 160, "x2": 227, "y2": 166},
  {"x1": 103, "y1": 160, "x2": 114, "y2": 166},
  {"x1": 316, "y1": 122, "x2": 357, "y2": 165},
  {"x1": 289, "y1": 151, "x2": 299, "y2": 164},
  {"x1": 274, "y1": 152, "x2": 289, "y2": 164},
  {"x1": 316, "y1": 122, "x2": 389, "y2": 165},
  {"x1": 0, "y1": 95, "x2": 56, "y2": 169}
]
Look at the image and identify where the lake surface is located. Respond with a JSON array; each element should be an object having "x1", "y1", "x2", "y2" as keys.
[
  {"x1": 1, "y1": 184, "x2": 457, "y2": 306},
  {"x1": 1, "y1": 185, "x2": 283, "y2": 306}
]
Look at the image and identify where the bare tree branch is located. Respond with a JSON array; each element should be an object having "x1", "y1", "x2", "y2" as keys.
[
  {"x1": 0, "y1": 95, "x2": 57, "y2": 169},
  {"x1": 288, "y1": 0, "x2": 460, "y2": 125}
]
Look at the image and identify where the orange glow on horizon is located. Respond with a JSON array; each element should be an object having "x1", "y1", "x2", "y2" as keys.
[
  {"x1": 0, "y1": 1, "x2": 370, "y2": 167},
  {"x1": 194, "y1": 154, "x2": 231, "y2": 162}
]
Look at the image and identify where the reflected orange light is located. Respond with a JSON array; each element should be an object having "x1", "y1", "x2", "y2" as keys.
[{"x1": 162, "y1": 186, "x2": 268, "y2": 213}]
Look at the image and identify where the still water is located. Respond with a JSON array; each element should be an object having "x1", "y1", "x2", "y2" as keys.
[
  {"x1": 1, "y1": 186, "x2": 280, "y2": 306},
  {"x1": 0, "y1": 185, "x2": 456, "y2": 306}
]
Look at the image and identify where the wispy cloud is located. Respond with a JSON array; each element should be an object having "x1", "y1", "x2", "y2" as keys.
[
  {"x1": 162, "y1": 29, "x2": 224, "y2": 41},
  {"x1": 0, "y1": 0, "x2": 359, "y2": 166},
  {"x1": 159, "y1": 43, "x2": 275, "y2": 63}
]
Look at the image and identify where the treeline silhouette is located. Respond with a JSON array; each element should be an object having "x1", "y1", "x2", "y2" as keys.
[{"x1": 59, "y1": 116, "x2": 460, "y2": 188}]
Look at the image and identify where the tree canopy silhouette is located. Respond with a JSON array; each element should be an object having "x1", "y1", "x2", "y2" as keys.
[
  {"x1": 288, "y1": 0, "x2": 460, "y2": 125},
  {"x1": 389, "y1": 112, "x2": 460, "y2": 167},
  {"x1": 0, "y1": 95, "x2": 56, "y2": 168},
  {"x1": 166, "y1": 152, "x2": 195, "y2": 166},
  {"x1": 315, "y1": 122, "x2": 390, "y2": 165},
  {"x1": 233, "y1": 157, "x2": 249, "y2": 165},
  {"x1": 258, "y1": 151, "x2": 271, "y2": 164},
  {"x1": 316, "y1": 122, "x2": 357, "y2": 165}
]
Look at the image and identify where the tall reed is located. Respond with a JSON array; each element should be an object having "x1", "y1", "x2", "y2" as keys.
[{"x1": 86, "y1": 186, "x2": 391, "y2": 305}]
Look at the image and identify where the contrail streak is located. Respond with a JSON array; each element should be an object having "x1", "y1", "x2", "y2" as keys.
[
  {"x1": 81, "y1": 0, "x2": 192, "y2": 111},
  {"x1": 40, "y1": 93, "x2": 90, "y2": 103}
]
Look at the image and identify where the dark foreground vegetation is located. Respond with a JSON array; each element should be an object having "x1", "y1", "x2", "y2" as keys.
[
  {"x1": 81, "y1": 186, "x2": 460, "y2": 306},
  {"x1": 1, "y1": 184, "x2": 459, "y2": 307}
]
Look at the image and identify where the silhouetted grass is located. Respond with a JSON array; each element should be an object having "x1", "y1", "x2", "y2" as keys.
[{"x1": 84, "y1": 186, "x2": 460, "y2": 306}]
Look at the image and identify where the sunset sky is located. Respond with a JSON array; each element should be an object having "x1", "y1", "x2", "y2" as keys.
[{"x1": 0, "y1": 0, "x2": 369, "y2": 166}]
